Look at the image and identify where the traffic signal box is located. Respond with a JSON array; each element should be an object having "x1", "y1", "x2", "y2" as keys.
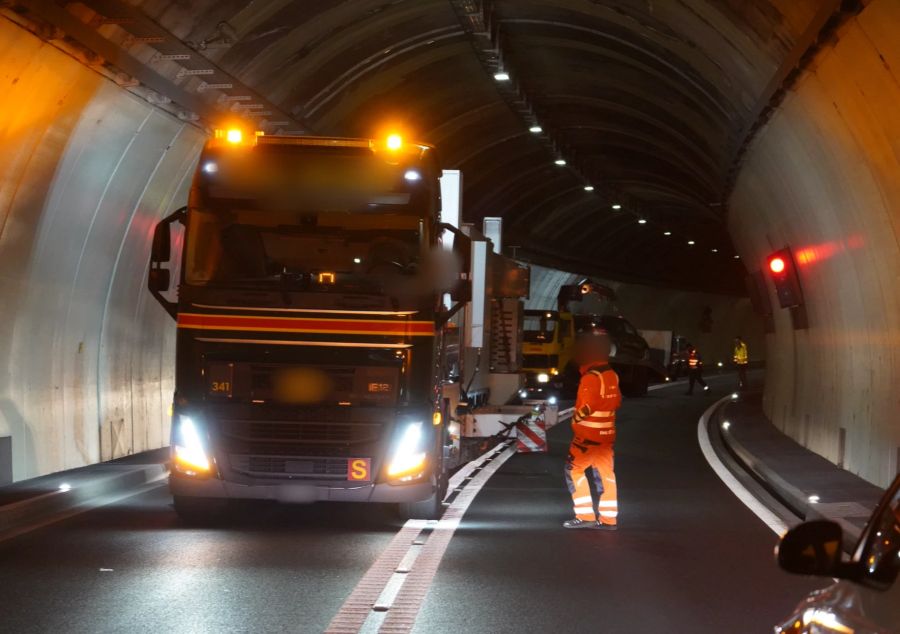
[
  {"x1": 766, "y1": 247, "x2": 808, "y2": 330},
  {"x1": 766, "y1": 248, "x2": 803, "y2": 308}
]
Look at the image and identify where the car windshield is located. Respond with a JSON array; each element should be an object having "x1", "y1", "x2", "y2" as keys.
[
  {"x1": 185, "y1": 208, "x2": 425, "y2": 292},
  {"x1": 524, "y1": 312, "x2": 557, "y2": 342}
]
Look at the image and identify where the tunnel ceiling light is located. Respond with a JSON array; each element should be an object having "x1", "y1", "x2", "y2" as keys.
[
  {"x1": 494, "y1": 71, "x2": 510, "y2": 81},
  {"x1": 611, "y1": 203, "x2": 622, "y2": 210},
  {"x1": 529, "y1": 125, "x2": 543, "y2": 134},
  {"x1": 663, "y1": 231, "x2": 672, "y2": 236},
  {"x1": 584, "y1": 185, "x2": 594, "y2": 192},
  {"x1": 734, "y1": 255, "x2": 741, "y2": 259},
  {"x1": 638, "y1": 218, "x2": 647, "y2": 224},
  {"x1": 404, "y1": 169, "x2": 421, "y2": 181},
  {"x1": 554, "y1": 158, "x2": 566, "y2": 166},
  {"x1": 687, "y1": 240, "x2": 695, "y2": 245},
  {"x1": 711, "y1": 248, "x2": 718, "y2": 253},
  {"x1": 808, "y1": 494, "x2": 820, "y2": 504}
]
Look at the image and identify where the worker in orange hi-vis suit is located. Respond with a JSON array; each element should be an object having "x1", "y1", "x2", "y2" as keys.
[{"x1": 563, "y1": 328, "x2": 622, "y2": 530}]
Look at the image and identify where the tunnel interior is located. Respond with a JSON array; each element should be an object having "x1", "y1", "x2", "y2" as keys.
[{"x1": 0, "y1": 0, "x2": 898, "y2": 488}]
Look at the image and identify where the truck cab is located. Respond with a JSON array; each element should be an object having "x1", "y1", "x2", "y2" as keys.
[
  {"x1": 521, "y1": 309, "x2": 569, "y2": 399},
  {"x1": 148, "y1": 129, "x2": 470, "y2": 521}
]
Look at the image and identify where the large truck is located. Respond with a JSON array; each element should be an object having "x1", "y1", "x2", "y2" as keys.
[
  {"x1": 148, "y1": 129, "x2": 528, "y2": 521},
  {"x1": 521, "y1": 280, "x2": 657, "y2": 397}
]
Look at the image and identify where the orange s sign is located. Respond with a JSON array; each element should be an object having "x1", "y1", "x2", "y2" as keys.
[{"x1": 348, "y1": 458, "x2": 371, "y2": 481}]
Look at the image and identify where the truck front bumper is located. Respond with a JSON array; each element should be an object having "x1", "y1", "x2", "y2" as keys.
[{"x1": 170, "y1": 472, "x2": 435, "y2": 504}]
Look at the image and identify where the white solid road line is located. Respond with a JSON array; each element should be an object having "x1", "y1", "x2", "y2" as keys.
[
  {"x1": 325, "y1": 442, "x2": 516, "y2": 634},
  {"x1": 696, "y1": 396, "x2": 788, "y2": 536}
]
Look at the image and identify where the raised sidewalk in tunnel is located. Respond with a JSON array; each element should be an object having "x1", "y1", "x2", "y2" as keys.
[
  {"x1": 0, "y1": 449, "x2": 168, "y2": 541},
  {"x1": 714, "y1": 390, "x2": 885, "y2": 546}
]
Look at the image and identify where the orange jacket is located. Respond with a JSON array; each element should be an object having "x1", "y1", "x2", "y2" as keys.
[
  {"x1": 688, "y1": 350, "x2": 702, "y2": 368},
  {"x1": 572, "y1": 363, "x2": 621, "y2": 440}
]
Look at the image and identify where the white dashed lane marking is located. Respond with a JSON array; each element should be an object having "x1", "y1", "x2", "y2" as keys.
[{"x1": 325, "y1": 443, "x2": 516, "y2": 634}]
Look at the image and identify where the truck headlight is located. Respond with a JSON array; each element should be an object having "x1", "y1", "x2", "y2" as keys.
[
  {"x1": 173, "y1": 415, "x2": 211, "y2": 475},
  {"x1": 387, "y1": 422, "x2": 427, "y2": 480},
  {"x1": 537, "y1": 372, "x2": 550, "y2": 383}
]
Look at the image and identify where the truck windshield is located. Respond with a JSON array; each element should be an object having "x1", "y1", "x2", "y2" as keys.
[
  {"x1": 185, "y1": 208, "x2": 424, "y2": 290},
  {"x1": 524, "y1": 312, "x2": 557, "y2": 342}
]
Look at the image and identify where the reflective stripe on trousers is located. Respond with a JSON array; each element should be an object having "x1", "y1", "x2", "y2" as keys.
[{"x1": 565, "y1": 439, "x2": 617, "y2": 524}]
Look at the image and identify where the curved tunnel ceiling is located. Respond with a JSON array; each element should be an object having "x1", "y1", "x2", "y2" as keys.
[{"x1": 122, "y1": 0, "x2": 824, "y2": 293}]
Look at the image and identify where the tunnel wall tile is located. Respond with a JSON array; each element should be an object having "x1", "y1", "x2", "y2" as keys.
[
  {"x1": 729, "y1": 0, "x2": 900, "y2": 487},
  {"x1": 0, "y1": 18, "x2": 204, "y2": 480}
]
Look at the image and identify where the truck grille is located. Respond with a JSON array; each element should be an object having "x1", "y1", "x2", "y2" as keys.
[
  {"x1": 218, "y1": 418, "x2": 385, "y2": 478},
  {"x1": 220, "y1": 420, "x2": 382, "y2": 445},
  {"x1": 229, "y1": 455, "x2": 350, "y2": 479}
]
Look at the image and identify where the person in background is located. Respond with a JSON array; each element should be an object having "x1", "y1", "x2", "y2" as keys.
[
  {"x1": 733, "y1": 336, "x2": 749, "y2": 389},
  {"x1": 685, "y1": 345, "x2": 709, "y2": 395},
  {"x1": 563, "y1": 328, "x2": 622, "y2": 530}
]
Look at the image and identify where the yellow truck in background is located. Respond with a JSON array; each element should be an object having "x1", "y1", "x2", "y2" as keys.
[{"x1": 520, "y1": 281, "x2": 657, "y2": 398}]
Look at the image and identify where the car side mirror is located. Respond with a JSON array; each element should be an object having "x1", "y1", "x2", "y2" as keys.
[{"x1": 777, "y1": 520, "x2": 844, "y2": 577}]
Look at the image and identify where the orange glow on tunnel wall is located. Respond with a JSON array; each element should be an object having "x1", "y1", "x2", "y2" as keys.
[{"x1": 793, "y1": 236, "x2": 865, "y2": 266}]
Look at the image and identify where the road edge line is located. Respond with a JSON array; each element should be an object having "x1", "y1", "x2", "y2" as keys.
[{"x1": 697, "y1": 396, "x2": 788, "y2": 536}]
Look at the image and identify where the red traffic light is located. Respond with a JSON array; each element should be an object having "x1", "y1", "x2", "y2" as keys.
[{"x1": 766, "y1": 248, "x2": 803, "y2": 309}]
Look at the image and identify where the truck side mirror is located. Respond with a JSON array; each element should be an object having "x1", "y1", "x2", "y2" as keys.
[
  {"x1": 152, "y1": 221, "x2": 171, "y2": 263},
  {"x1": 438, "y1": 222, "x2": 472, "y2": 304},
  {"x1": 148, "y1": 268, "x2": 170, "y2": 293},
  {"x1": 449, "y1": 277, "x2": 472, "y2": 303},
  {"x1": 776, "y1": 520, "x2": 844, "y2": 577},
  {"x1": 148, "y1": 206, "x2": 186, "y2": 320}
]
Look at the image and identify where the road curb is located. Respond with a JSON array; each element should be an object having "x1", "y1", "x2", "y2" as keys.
[
  {"x1": 0, "y1": 464, "x2": 167, "y2": 541},
  {"x1": 711, "y1": 401, "x2": 864, "y2": 550}
]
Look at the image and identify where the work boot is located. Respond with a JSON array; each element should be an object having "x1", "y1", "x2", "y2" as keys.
[
  {"x1": 594, "y1": 522, "x2": 617, "y2": 531},
  {"x1": 563, "y1": 518, "x2": 595, "y2": 529}
]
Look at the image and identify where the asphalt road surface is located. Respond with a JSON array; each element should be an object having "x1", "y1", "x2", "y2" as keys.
[{"x1": 0, "y1": 379, "x2": 822, "y2": 633}]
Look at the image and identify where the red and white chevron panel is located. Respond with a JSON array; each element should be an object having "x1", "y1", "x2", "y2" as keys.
[{"x1": 516, "y1": 415, "x2": 548, "y2": 453}]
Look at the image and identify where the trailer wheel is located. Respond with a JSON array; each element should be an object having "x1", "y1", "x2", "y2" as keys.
[{"x1": 173, "y1": 495, "x2": 228, "y2": 525}]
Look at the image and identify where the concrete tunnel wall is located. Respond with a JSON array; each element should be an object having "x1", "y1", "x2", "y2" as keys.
[
  {"x1": 0, "y1": 19, "x2": 205, "y2": 481},
  {"x1": 729, "y1": 0, "x2": 900, "y2": 488}
]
